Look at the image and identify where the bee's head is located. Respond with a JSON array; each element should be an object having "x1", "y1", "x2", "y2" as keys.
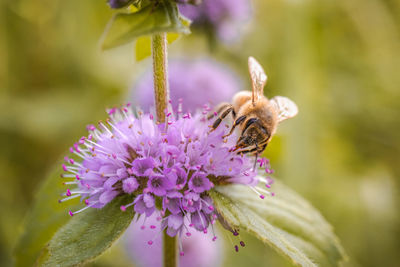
[{"x1": 236, "y1": 118, "x2": 271, "y2": 152}]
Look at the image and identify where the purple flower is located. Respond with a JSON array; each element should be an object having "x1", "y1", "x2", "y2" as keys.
[
  {"x1": 123, "y1": 213, "x2": 224, "y2": 267},
  {"x1": 134, "y1": 194, "x2": 156, "y2": 216},
  {"x1": 60, "y1": 104, "x2": 273, "y2": 255},
  {"x1": 179, "y1": 0, "x2": 252, "y2": 42},
  {"x1": 131, "y1": 158, "x2": 156, "y2": 177},
  {"x1": 133, "y1": 59, "x2": 241, "y2": 113},
  {"x1": 148, "y1": 174, "x2": 174, "y2": 196},
  {"x1": 188, "y1": 172, "x2": 213, "y2": 193},
  {"x1": 166, "y1": 214, "x2": 184, "y2": 236}
]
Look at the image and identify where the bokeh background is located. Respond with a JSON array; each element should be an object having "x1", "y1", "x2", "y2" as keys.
[{"x1": 1, "y1": 0, "x2": 399, "y2": 266}]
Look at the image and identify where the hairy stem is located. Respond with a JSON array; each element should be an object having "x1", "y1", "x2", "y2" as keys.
[
  {"x1": 152, "y1": 33, "x2": 169, "y2": 123},
  {"x1": 152, "y1": 33, "x2": 175, "y2": 266},
  {"x1": 163, "y1": 231, "x2": 177, "y2": 267}
]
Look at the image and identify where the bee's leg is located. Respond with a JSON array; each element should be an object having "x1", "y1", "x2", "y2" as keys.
[
  {"x1": 237, "y1": 143, "x2": 266, "y2": 155},
  {"x1": 222, "y1": 115, "x2": 246, "y2": 138},
  {"x1": 236, "y1": 145, "x2": 256, "y2": 155},
  {"x1": 209, "y1": 104, "x2": 234, "y2": 132},
  {"x1": 207, "y1": 102, "x2": 231, "y2": 120},
  {"x1": 258, "y1": 140, "x2": 269, "y2": 152}
]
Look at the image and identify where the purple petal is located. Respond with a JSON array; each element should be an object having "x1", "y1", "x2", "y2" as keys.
[
  {"x1": 191, "y1": 212, "x2": 209, "y2": 231},
  {"x1": 167, "y1": 198, "x2": 182, "y2": 214},
  {"x1": 132, "y1": 158, "x2": 155, "y2": 177},
  {"x1": 117, "y1": 168, "x2": 129, "y2": 179},
  {"x1": 122, "y1": 177, "x2": 139, "y2": 193},
  {"x1": 168, "y1": 214, "x2": 184, "y2": 230},
  {"x1": 188, "y1": 172, "x2": 213, "y2": 193},
  {"x1": 143, "y1": 193, "x2": 155, "y2": 208},
  {"x1": 103, "y1": 176, "x2": 119, "y2": 190},
  {"x1": 99, "y1": 190, "x2": 119, "y2": 204}
]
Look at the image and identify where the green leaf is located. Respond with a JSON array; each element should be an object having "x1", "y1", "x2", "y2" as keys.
[
  {"x1": 135, "y1": 32, "x2": 180, "y2": 61},
  {"x1": 210, "y1": 179, "x2": 347, "y2": 267},
  {"x1": 101, "y1": 2, "x2": 190, "y2": 50},
  {"x1": 14, "y1": 164, "x2": 81, "y2": 267},
  {"x1": 135, "y1": 36, "x2": 152, "y2": 61},
  {"x1": 167, "y1": 32, "x2": 180, "y2": 44},
  {"x1": 42, "y1": 195, "x2": 135, "y2": 266}
]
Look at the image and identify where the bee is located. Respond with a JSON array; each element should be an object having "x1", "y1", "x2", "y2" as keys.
[{"x1": 210, "y1": 57, "x2": 298, "y2": 155}]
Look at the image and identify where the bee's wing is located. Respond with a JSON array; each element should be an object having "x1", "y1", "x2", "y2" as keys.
[
  {"x1": 270, "y1": 96, "x2": 298, "y2": 122},
  {"x1": 248, "y1": 57, "x2": 267, "y2": 105}
]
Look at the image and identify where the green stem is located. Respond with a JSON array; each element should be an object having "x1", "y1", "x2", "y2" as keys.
[
  {"x1": 151, "y1": 33, "x2": 175, "y2": 266},
  {"x1": 151, "y1": 33, "x2": 169, "y2": 123},
  {"x1": 163, "y1": 231, "x2": 177, "y2": 267}
]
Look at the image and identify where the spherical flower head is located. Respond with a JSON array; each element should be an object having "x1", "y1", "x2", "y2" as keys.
[
  {"x1": 61, "y1": 104, "x2": 273, "y2": 254},
  {"x1": 179, "y1": 0, "x2": 252, "y2": 42},
  {"x1": 133, "y1": 59, "x2": 241, "y2": 113},
  {"x1": 123, "y1": 213, "x2": 224, "y2": 267}
]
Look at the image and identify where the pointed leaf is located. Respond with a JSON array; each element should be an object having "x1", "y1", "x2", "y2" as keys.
[
  {"x1": 167, "y1": 32, "x2": 180, "y2": 44},
  {"x1": 101, "y1": 2, "x2": 190, "y2": 50},
  {"x1": 42, "y1": 195, "x2": 135, "y2": 266},
  {"x1": 14, "y1": 164, "x2": 81, "y2": 267},
  {"x1": 135, "y1": 36, "x2": 152, "y2": 61},
  {"x1": 210, "y1": 179, "x2": 347, "y2": 267}
]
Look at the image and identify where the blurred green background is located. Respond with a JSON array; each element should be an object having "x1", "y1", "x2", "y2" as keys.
[{"x1": 1, "y1": 0, "x2": 399, "y2": 266}]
